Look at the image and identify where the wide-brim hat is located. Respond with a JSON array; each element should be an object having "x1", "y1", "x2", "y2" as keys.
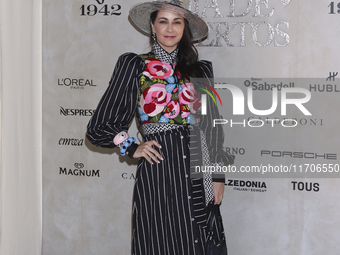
[{"x1": 129, "y1": 0, "x2": 209, "y2": 42}]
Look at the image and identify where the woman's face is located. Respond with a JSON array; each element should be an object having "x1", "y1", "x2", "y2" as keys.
[{"x1": 151, "y1": 10, "x2": 185, "y2": 53}]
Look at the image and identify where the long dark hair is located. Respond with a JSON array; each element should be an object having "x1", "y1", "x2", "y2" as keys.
[{"x1": 150, "y1": 11, "x2": 203, "y2": 79}]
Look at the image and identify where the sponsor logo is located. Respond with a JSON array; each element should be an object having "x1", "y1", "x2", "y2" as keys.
[
  {"x1": 80, "y1": 1, "x2": 121, "y2": 17},
  {"x1": 225, "y1": 147, "x2": 246, "y2": 155},
  {"x1": 244, "y1": 78, "x2": 295, "y2": 91},
  {"x1": 58, "y1": 78, "x2": 97, "y2": 89},
  {"x1": 309, "y1": 84, "x2": 340, "y2": 92},
  {"x1": 60, "y1": 107, "x2": 95, "y2": 116},
  {"x1": 261, "y1": 150, "x2": 337, "y2": 160},
  {"x1": 326, "y1": 72, "x2": 338, "y2": 81},
  {"x1": 59, "y1": 138, "x2": 84, "y2": 146},
  {"x1": 225, "y1": 179, "x2": 267, "y2": 192},
  {"x1": 122, "y1": 172, "x2": 136, "y2": 180},
  {"x1": 59, "y1": 163, "x2": 100, "y2": 177},
  {"x1": 246, "y1": 117, "x2": 324, "y2": 126},
  {"x1": 291, "y1": 181, "x2": 319, "y2": 192},
  {"x1": 309, "y1": 72, "x2": 339, "y2": 92}
]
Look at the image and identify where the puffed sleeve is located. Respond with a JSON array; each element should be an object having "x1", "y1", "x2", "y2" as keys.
[
  {"x1": 86, "y1": 53, "x2": 144, "y2": 148},
  {"x1": 198, "y1": 60, "x2": 235, "y2": 182}
]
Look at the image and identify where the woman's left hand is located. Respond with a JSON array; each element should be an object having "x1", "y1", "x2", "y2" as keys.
[{"x1": 213, "y1": 182, "x2": 225, "y2": 205}]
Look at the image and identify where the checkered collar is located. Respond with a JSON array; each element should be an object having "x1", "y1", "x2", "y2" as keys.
[{"x1": 152, "y1": 41, "x2": 178, "y2": 64}]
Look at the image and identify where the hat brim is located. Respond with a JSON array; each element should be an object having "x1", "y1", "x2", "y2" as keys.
[{"x1": 129, "y1": 2, "x2": 209, "y2": 42}]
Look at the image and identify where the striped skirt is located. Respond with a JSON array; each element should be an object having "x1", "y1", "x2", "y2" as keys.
[{"x1": 132, "y1": 124, "x2": 223, "y2": 255}]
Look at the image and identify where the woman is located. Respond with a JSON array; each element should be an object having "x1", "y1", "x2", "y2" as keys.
[{"x1": 86, "y1": 1, "x2": 234, "y2": 254}]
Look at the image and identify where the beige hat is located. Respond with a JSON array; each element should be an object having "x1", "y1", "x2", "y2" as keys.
[{"x1": 129, "y1": 0, "x2": 209, "y2": 41}]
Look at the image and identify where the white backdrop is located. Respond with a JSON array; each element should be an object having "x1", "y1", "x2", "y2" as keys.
[
  {"x1": 2, "y1": 0, "x2": 339, "y2": 255},
  {"x1": 42, "y1": 1, "x2": 340, "y2": 255}
]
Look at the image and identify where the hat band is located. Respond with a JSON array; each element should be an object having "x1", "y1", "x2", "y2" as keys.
[{"x1": 155, "y1": 3, "x2": 188, "y2": 19}]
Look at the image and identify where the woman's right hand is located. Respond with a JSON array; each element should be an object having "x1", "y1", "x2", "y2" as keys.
[{"x1": 133, "y1": 140, "x2": 163, "y2": 164}]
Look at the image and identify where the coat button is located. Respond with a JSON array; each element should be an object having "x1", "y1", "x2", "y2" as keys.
[{"x1": 188, "y1": 196, "x2": 191, "y2": 199}]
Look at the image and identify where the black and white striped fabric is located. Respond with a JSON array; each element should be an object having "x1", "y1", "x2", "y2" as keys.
[
  {"x1": 133, "y1": 125, "x2": 208, "y2": 254},
  {"x1": 143, "y1": 123, "x2": 214, "y2": 205},
  {"x1": 132, "y1": 123, "x2": 227, "y2": 255}
]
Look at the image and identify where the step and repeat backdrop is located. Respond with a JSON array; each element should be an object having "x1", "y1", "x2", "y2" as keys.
[{"x1": 43, "y1": 0, "x2": 340, "y2": 254}]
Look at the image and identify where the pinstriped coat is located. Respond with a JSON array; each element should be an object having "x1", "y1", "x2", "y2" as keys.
[{"x1": 87, "y1": 52, "x2": 234, "y2": 255}]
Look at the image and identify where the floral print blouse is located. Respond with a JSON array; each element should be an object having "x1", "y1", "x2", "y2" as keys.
[{"x1": 137, "y1": 53, "x2": 201, "y2": 125}]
